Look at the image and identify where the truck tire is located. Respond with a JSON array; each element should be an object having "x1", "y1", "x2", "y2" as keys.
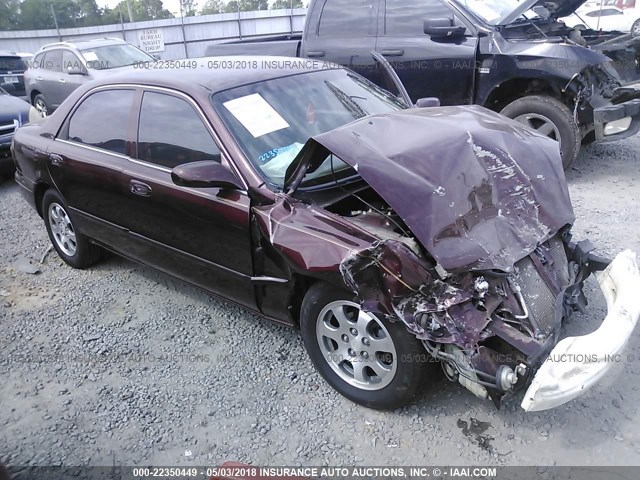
[
  {"x1": 300, "y1": 282, "x2": 439, "y2": 410},
  {"x1": 500, "y1": 95, "x2": 580, "y2": 170}
]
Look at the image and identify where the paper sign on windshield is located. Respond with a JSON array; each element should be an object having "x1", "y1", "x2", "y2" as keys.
[{"x1": 223, "y1": 93, "x2": 290, "y2": 138}]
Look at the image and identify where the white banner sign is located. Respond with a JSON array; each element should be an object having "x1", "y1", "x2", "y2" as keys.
[{"x1": 138, "y1": 28, "x2": 165, "y2": 53}]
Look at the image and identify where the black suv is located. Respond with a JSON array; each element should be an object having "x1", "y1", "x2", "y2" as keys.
[{"x1": 0, "y1": 51, "x2": 28, "y2": 100}]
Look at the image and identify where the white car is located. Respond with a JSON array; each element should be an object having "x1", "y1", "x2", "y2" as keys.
[{"x1": 561, "y1": 6, "x2": 640, "y2": 36}]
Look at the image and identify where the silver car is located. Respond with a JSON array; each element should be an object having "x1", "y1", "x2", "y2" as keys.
[{"x1": 25, "y1": 38, "x2": 155, "y2": 117}]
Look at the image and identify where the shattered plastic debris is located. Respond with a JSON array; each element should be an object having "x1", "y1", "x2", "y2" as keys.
[{"x1": 12, "y1": 256, "x2": 40, "y2": 275}]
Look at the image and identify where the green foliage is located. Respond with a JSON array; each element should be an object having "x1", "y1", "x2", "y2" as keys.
[
  {"x1": 271, "y1": 0, "x2": 304, "y2": 9},
  {"x1": 199, "y1": 0, "x2": 225, "y2": 15},
  {"x1": 224, "y1": 0, "x2": 269, "y2": 13},
  {"x1": 1, "y1": 0, "x2": 174, "y2": 30}
]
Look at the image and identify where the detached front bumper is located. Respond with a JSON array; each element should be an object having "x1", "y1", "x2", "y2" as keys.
[
  {"x1": 521, "y1": 250, "x2": 640, "y2": 411},
  {"x1": 593, "y1": 83, "x2": 640, "y2": 142}
]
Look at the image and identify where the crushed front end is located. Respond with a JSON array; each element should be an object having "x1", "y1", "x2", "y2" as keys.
[
  {"x1": 339, "y1": 229, "x2": 640, "y2": 410},
  {"x1": 284, "y1": 106, "x2": 640, "y2": 411}
]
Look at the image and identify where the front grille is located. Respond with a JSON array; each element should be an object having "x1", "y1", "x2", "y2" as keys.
[
  {"x1": 0, "y1": 121, "x2": 16, "y2": 135},
  {"x1": 513, "y1": 237, "x2": 570, "y2": 337}
]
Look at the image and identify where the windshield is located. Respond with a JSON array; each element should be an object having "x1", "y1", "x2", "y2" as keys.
[
  {"x1": 80, "y1": 44, "x2": 154, "y2": 70},
  {"x1": 212, "y1": 69, "x2": 405, "y2": 188},
  {"x1": 454, "y1": 0, "x2": 534, "y2": 25}
]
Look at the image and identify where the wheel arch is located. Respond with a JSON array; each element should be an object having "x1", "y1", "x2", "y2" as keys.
[
  {"x1": 34, "y1": 182, "x2": 51, "y2": 218},
  {"x1": 30, "y1": 89, "x2": 41, "y2": 104},
  {"x1": 483, "y1": 77, "x2": 571, "y2": 112}
]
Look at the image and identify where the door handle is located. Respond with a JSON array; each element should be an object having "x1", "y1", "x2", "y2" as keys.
[
  {"x1": 130, "y1": 180, "x2": 152, "y2": 197},
  {"x1": 58, "y1": 78, "x2": 66, "y2": 83},
  {"x1": 381, "y1": 49, "x2": 405, "y2": 56},
  {"x1": 306, "y1": 50, "x2": 325, "y2": 58},
  {"x1": 49, "y1": 153, "x2": 63, "y2": 166}
]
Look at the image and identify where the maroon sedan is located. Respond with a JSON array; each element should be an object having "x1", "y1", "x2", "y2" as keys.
[{"x1": 11, "y1": 57, "x2": 640, "y2": 412}]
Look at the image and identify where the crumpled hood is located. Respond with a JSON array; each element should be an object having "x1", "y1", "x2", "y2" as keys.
[
  {"x1": 289, "y1": 106, "x2": 575, "y2": 272},
  {"x1": 498, "y1": 0, "x2": 587, "y2": 24}
]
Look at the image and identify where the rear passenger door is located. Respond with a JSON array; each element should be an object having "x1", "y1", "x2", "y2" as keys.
[
  {"x1": 120, "y1": 89, "x2": 256, "y2": 309},
  {"x1": 302, "y1": 0, "x2": 382, "y2": 84},
  {"x1": 39, "y1": 49, "x2": 66, "y2": 109},
  {"x1": 375, "y1": 0, "x2": 478, "y2": 105},
  {"x1": 50, "y1": 88, "x2": 136, "y2": 250}
]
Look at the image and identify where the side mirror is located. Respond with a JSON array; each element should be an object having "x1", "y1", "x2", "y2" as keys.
[
  {"x1": 171, "y1": 159, "x2": 243, "y2": 190},
  {"x1": 415, "y1": 97, "x2": 440, "y2": 108},
  {"x1": 67, "y1": 65, "x2": 87, "y2": 75},
  {"x1": 424, "y1": 18, "x2": 466, "y2": 38}
]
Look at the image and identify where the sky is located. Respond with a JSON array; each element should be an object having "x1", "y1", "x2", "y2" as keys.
[{"x1": 96, "y1": 1, "x2": 307, "y2": 19}]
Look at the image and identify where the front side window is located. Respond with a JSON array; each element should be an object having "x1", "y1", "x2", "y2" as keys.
[
  {"x1": 212, "y1": 69, "x2": 405, "y2": 188},
  {"x1": 67, "y1": 89, "x2": 134, "y2": 155},
  {"x1": 386, "y1": 0, "x2": 461, "y2": 35},
  {"x1": 62, "y1": 50, "x2": 83, "y2": 72},
  {"x1": 137, "y1": 92, "x2": 221, "y2": 169},
  {"x1": 318, "y1": 0, "x2": 378, "y2": 37}
]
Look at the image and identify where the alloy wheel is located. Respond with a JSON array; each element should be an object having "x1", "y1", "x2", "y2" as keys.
[
  {"x1": 35, "y1": 98, "x2": 48, "y2": 117},
  {"x1": 316, "y1": 300, "x2": 397, "y2": 390},
  {"x1": 48, "y1": 202, "x2": 77, "y2": 256}
]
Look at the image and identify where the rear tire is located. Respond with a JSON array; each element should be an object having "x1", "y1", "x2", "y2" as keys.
[
  {"x1": 300, "y1": 282, "x2": 438, "y2": 410},
  {"x1": 32, "y1": 94, "x2": 49, "y2": 118},
  {"x1": 501, "y1": 95, "x2": 581, "y2": 170},
  {"x1": 42, "y1": 189, "x2": 101, "y2": 269}
]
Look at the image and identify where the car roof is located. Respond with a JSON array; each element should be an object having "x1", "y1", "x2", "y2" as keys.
[
  {"x1": 38, "y1": 37, "x2": 128, "y2": 52},
  {"x1": 91, "y1": 56, "x2": 342, "y2": 95}
]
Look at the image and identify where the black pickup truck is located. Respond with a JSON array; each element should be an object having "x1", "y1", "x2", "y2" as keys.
[{"x1": 206, "y1": 0, "x2": 640, "y2": 169}]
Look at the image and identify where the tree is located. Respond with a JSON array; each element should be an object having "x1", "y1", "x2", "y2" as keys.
[
  {"x1": 271, "y1": 0, "x2": 303, "y2": 9},
  {"x1": 224, "y1": 0, "x2": 268, "y2": 12},
  {"x1": 103, "y1": 0, "x2": 173, "y2": 22},
  {"x1": 180, "y1": 0, "x2": 196, "y2": 16},
  {"x1": 199, "y1": 0, "x2": 224, "y2": 15},
  {"x1": 0, "y1": 0, "x2": 20, "y2": 30}
]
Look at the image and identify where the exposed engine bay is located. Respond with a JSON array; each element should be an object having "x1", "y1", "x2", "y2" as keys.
[{"x1": 330, "y1": 189, "x2": 596, "y2": 407}]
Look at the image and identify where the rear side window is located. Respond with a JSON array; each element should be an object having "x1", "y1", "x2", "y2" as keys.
[
  {"x1": 33, "y1": 53, "x2": 45, "y2": 69},
  {"x1": 68, "y1": 89, "x2": 134, "y2": 155},
  {"x1": 385, "y1": 0, "x2": 460, "y2": 36},
  {"x1": 137, "y1": 92, "x2": 221, "y2": 169},
  {"x1": 43, "y1": 50, "x2": 63, "y2": 72},
  {"x1": 318, "y1": 0, "x2": 378, "y2": 37}
]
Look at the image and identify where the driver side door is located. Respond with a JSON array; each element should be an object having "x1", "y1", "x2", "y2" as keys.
[{"x1": 375, "y1": 0, "x2": 478, "y2": 105}]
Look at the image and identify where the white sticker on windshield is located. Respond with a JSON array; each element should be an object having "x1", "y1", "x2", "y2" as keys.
[
  {"x1": 223, "y1": 93, "x2": 289, "y2": 138},
  {"x1": 82, "y1": 51, "x2": 99, "y2": 62}
]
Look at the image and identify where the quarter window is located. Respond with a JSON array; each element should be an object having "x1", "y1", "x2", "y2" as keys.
[
  {"x1": 385, "y1": 0, "x2": 460, "y2": 36},
  {"x1": 319, "y1": 0, "x2": 378, "y2": 37},
  {"x1": 137, "y1": 92, "x2": 221, "y2": 169},
  {"x1": 67, "y1": 89, "x2": 134, "y2": 155}
]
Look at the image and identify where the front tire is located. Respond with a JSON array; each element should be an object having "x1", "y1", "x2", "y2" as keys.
[
  {"x1": 300, "y1": 282, "x2": 437, "y2": 410},
  {"x1": 632, "y1": 19, "x2": 640, "y2": 38},
  {"x1": 501, "y1": 95, "x2": 581, "y2": 170},
  {"x1": 42, "y1": 189, "x2": 101, "y2": 269}
]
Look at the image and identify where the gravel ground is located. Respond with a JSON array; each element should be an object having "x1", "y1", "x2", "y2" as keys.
[{"x1": 1, "y1": 138, "x2": 640, "y2": 470}]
